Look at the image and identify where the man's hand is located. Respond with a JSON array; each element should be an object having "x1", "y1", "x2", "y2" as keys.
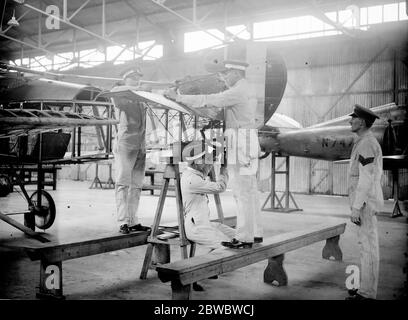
[
  {"x1": 164, "y1": 88, "x2": 178, "y2": 101},
  {"x1": 350, "y1": 207, "x2": 361, "y2": 226},
  {"x1": 195, "y1": 106, "x2": 221, "y2": 119}
]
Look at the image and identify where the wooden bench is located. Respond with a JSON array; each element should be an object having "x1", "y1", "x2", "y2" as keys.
[
  {"x1": 1, "y1": 230, "x2": 150, "y2": 299},
  {"x1": 156, "y1": 222, "x2": 346, "y2": 300}
]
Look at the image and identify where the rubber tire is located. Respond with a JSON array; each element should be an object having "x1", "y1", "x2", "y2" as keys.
[{"x1": 29, "y1": 190, "x2": 56, "y2": 230}]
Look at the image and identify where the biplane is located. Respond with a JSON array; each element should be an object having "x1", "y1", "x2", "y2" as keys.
[{"x1": 0, "y1": 70, "x2": 118, "y2": 241}]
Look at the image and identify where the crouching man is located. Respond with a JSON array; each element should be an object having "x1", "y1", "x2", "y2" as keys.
[{"x1": 181, "y1": 140, "x2": 235, "y2": 251}]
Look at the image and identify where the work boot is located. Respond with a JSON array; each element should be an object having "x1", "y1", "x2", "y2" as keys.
[
  {"x1": 119, "y1": 224, "x2": 130, "y2": 234},
  {"x1": 129, "y1": 224, "x2": 151, "y2": 232},
  {"x1": 254, "y1": 237, "x2": 263, "y2": 243},
  {"x1": 221, "y1": 238, "x2": 253, "y2": 249},
  {"x1": 345, "y1": 293, "x2": 374, "y2": 300}
]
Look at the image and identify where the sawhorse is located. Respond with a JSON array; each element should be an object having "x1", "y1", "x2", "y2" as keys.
[
  {"x1": 139, "y1": 159, "x2": 224, "y2": 279},
  {"x1": 89, "y1": 161, "x2": 115, "y2": 189}
]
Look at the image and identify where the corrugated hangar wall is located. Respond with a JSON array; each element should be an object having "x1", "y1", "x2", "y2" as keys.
[{"x1": 263, "y1": 35, "x2": 407, "y2": 199}]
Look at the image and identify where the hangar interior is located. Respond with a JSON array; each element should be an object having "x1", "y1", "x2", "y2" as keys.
[{"x1": 0, "y1": 0, "x2": 407, "y2": 300}]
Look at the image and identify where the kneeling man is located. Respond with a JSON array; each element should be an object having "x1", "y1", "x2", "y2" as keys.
[{"x1": 181, "y1": 140, "x2": 235, "y2": 251}]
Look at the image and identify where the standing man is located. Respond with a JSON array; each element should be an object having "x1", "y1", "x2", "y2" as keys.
[
  {"x1": 181, "y1": 140, "x2": 235, "y2": 251},
  {"x1": 347, "y1": 104, "x2": 383, "y2": 300},
  {"x1": 112, "y1": 68, "x2": 150, "y2": 234},
  {"x1": 166, "y1": 60, "x2": 263, "y2": 249}
]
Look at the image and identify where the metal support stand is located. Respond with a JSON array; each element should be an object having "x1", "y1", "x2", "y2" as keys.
[
  {"x1": 89, "y1": 163, "x2": 103, "y2": 189},
  {"x1": 105, "y1": 163, "x2": 115, "y2": 189},
  {"x1": 262, "y1": 153, "x2": 302, "y2": 213},
  {"x1": 89, "y1": 162, "x2": 115, "y2": 189},
  {"x1": 391, "y1": 169, "x2": 403, "y2": 218}
]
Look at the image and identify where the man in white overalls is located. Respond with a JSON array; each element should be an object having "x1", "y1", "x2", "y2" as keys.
[
  {"x1": 166, "y1": 60, "x2": 263, "y2": 249},
  {"x1": 346, "y1": 104, "x2": 383, "y2": 300},
  {"x1": 181, "y1": 140, "x2": 235, "y2": 251},
  {"x1": 112, "y1": 68, "x2": 150, "y2": 234}
]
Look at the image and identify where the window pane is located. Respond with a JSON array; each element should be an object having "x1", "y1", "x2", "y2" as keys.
[
  {"x1": 310, "y1": 16, "x2": 324, "y2": 32},
  {"x1": 284, "y1": 17, "x2": 300, "y2": 34},
  {"x1": 324, "y1": 12, "x2": 337, "y2": 30},
  {"x1": 399, "y1": 1, "x2": 408, "y2": 20},
  {"x1": 384, "y1": 3, "x2": 399, "y2": 22},
  {"x1": 339, "y1": 9, "x2": 353, "y2": 27},
  {"x1": 143, "y1": 45, "x2": 163, "y2": 60},
  {"x1": 360, "y1": 7, "x2": 368, "y2": 25},
  {"x1": 79, "y1": 49, "x2": 105, "y2": 67},
  {"x1": 226, "y1": 25, "x2": 251, "y2": 40},
  {"x1": 21, "y1": 58, "x2": 29, "y2": 66},
  {"x1": 368, "y1": 5, "x2": 383, "y2": 24},
  {"x1": 184, "y1": 29, "x2": 224, "y2": 52},
  {"x1": 254, "y1": 20, "x2": 271, "y2": 39},
  {"x1": 297, "y1": 16, "x2": 310, "y2": 33}
]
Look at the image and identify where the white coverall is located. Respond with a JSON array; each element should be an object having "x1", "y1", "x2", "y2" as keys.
[
  {"x1": 348, "y1": 130, "x2": 384, "y2": 299},
  {"x1": 176, "y1": 78, "x2": 263, "y2": 243},
  {"x1": 113, "y1": 96, "x2": 146, "y2": 228},
  {"x1": 181, "y1": 166, "x2": 235, "y2": 250}
]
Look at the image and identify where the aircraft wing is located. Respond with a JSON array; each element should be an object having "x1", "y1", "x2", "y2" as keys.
[
  {"x1": 0, "y1": 109, "x2": 118, "y2": 138},
  {"x1": 99, "y1": 87, "x2": 223, "y2": 120}
]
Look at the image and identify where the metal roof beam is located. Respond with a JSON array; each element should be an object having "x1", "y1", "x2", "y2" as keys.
[
  {"x1": 0, "y1": 33, "x2": 70, "y2": 61},
  {"x1": 21, "y1": 2, "x2": 142, "y2": 54},
  {"x1": 67, "y1": 0, "x2": 91, "y2": 22},
  {"x1": 309, "y1": 0, "x2": 358, "y2": 38},
  {"x1": 149, "y1": 0, "x2": 226, "y2": 44}
]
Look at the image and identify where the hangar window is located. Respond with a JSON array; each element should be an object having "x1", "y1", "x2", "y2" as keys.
[
  {"x1": 54, "y1": 52, "x2": 75, "y2": 71},
  {"x1": 399, "y1": 1, "x2": 408, "y2": 20},
  {"x1": 253, "y1": 1, "x2": 407, "y2": 42},
  {"x1": 79, "y1": 49, "x2": 105, "y2": 68},
  {"x1": 254, "y1": 15, "x2": 338, "y2": 41},
  {"x1": 136, "y1": 41, "x2": 164, "y2": 61},
  {"x1": 30, "y1": 55, "x2": 53, "y2": 72},
  {"x1": 383, "y1": 3, "x2": 399, "y2": 22},
  {"x1": 368, "y1": 5, "x2": 383, "y2": 24},
  {"x1": 226, "y1": 25, "x2": 251, "y2": 40},
  {"x1": 13, "y1": 57, "x2": 29, "y2": 67},
  {"x1": 107, "y1": 45, "x2": 134, "y2": 65},
  {"x1": 184, "y1": 29, "x2": 224, "y2": 52}
]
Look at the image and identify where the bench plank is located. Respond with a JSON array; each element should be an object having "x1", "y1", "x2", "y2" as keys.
[
  {"x1": 23, "y1": 231, "x2": 149, "y2": 262},
  {"x1": 157, "y1": 222, "x2": 346, "y2": 286}
]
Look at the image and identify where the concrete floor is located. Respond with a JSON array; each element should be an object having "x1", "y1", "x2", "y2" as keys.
[{"x1": 0, "y1": 180, "x2": 406, "y2": 300}]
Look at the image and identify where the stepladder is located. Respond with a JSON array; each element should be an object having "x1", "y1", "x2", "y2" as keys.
[{"x1": 139, "y1": 159, "x2": 224, "y2": 279}]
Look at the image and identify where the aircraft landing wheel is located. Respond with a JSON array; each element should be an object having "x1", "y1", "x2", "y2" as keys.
[{"x1": 29, "y1": 190, "x2": 56, "y2": 230}]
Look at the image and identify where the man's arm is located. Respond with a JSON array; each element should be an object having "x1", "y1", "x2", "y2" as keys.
[
  {"x1": 188, "y1": 167, "x2": 229, "y2": 194},
  {"x1": 167, "y1": 84, "x2": 244, "y2": 109}
]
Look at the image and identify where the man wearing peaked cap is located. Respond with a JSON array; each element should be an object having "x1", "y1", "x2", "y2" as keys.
[
  {"x1": 346, "y1": 104, "x2": 383, "y2": 300},
  {"x1": 165, "y1": 57, "x2": 263, "y2": 249},
  {"x1": 112, "y1": 66, "x2": 150, "y2": 235},
  {"x1": 349, "y1": 104, "x2": 380, "y2": 125}
]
